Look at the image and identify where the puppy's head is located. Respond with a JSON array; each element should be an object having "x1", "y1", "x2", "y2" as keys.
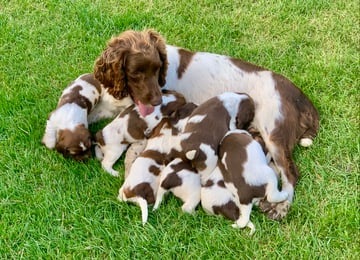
[
  {"x1": 94, "y1": 29, "x2": 168, "y2": 117},
  {"x1": 55, "y1": 124, "x2": 92, "y2": 161}
]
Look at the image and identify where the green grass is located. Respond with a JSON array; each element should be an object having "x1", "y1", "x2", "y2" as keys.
[{"x1": 0, "y1": 0, "x2": 358, "y2": 258}]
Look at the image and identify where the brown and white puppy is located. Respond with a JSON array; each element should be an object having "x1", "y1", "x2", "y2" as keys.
[
  {"x1": 42, "y1": 73, "x2": 131, "y2": 160},
  {"x1": 42, "y1": 73, "x2": 101, "y2": 160},
  {"x1": 218, "y1": 129, "x2": 289, "y2": 234},
  {"x1": 118, "y1": 102, "x2": 197, "y2": 224},
  {"x1": 200, "y1": 165, "x2": 245, "y2": 231},
  {"x1": 153, "y1": 158, "x2": 200, "y2": 214},
  {"x1": 94, "y1": 29, "x2": 320, "y2": 219},
  {"x1": 180, "y1": 92, "x2": 255, "y2": 184},
  {"x1": 95, "y1": 90, "x2": 186, "y2": 176}
]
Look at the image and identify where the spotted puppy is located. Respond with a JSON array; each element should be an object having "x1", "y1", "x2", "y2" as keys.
[
  {"x1": 118, "y1": 102, "x2": 197, "y2": 224},
  {"x1": 181, "y1": 92, "x2": 255, "y2": 184},
  {"x1": 95, "y1": 90, "x2": 186, "y2": 176},
  {"x1": 42, "y1": 73, "x2": 102, "y2": 160},
  {"x1": 153, "y1": 157, "x2": 201, "y2": 214},
  {"x1": 218, "y1": 129, "x2": 289, "y2": 234},
  {"x1": 200, "y1": 165, "x2": 245, "y2": 230}
]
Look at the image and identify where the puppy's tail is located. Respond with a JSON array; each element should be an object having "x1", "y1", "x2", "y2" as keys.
[
  {"x1": 136, "y1": 197, "x2": 149, "y2": 225},
  {"x1": 118, "y1": 189, "x2": 149, "y2": 225}
]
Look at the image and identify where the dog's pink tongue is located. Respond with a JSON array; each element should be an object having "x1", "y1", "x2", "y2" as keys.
[{"x1": 137, "y1": 100, "x2": 155, "y2": 117}]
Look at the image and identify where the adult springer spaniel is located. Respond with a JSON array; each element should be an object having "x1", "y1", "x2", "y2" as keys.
[{"x1": 94, "y1": 29, "x2": 320, "y2": 219}]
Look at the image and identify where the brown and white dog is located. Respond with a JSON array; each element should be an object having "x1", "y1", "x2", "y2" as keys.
[
  {"x1": 94, "y1": 90, "x2": 186, "y2": 176},
  {"x1": 180, "y1": 92, "x2": 255, "y2": 184},
  {"x1": 218, "y1": 129, "x2": 289, "y2": 233},
  {"x1": 118, "y1": 101, "x2": 197, "y2": 224},
  {"x1": 42, "y1": 73, "x2": 131, "y2": 160},
  {"x1": 94, "y1": 29, "x2": 320, "y2": 219}
]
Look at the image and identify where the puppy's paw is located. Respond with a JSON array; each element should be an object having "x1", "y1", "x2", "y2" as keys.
[
  {"x1": 299, "y1": 138, "x2": 313, "y2": 147},
  {"x1": 181, "y1": 204, "x2": 195, "y2": 214},
  {"x1": 259, "y1": 199, "x2": 290, "y2": 220},
  {"x1": 109, "y1": 170, "x2": 119, "y2": 177}
]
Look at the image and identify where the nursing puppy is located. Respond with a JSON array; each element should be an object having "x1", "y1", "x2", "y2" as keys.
[
  {"x1": 118, "y1": 102, "x2": 197, "y2": 224},
  {"x1": 95, "y1": 90, "x2": 186, "y2": 176},
  {"x1": 181, "y1": 92, "x2": 255, "y2": 183},
  {"x1": 42, "y1": 73, "x2": 101, "y2": 160},
  {"x1": 200, "y1": 165, "x2": 247, "y2": 231},
  {"x1": 153, "y1": 158, "x2": 201, "y2": 214},
  {"x1": 218, "y1": 129, "x2": 289, "y2": 234}
]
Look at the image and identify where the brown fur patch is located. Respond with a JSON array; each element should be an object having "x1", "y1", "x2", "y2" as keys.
[
  {"x1": 80, "y1": 73, "x2": 102, "y2": 93},
  {"x1": 58, "y1": 85, "x2": 93, "y2": 113},
  {"x1": 140, "y1": 149, "x2": 166, "y2": 166},
  {"x1": 123, "y1": 183, "x2": 155, "y2": 204},
  {"x1": 212, "y1": 201, "x2": 240, "y2": 221},
  {"x1": 230, "y1": 58, "x2": 266, "y2": 73},
  {"x1": 161, "y1": 172, "x2": 182, "y2": 189},
  {"x1": 95, "y1": 130, "x2": 105, "y2": 146},
  {"x1": 202, "y1": 179, "x2": 214, "y2": 188},
  {"x1": 217, "y1": 180, "x2": 225, "y2": 188},
  {"x1": 177, "y1": 48, "x2": 195, "y2": 79}
]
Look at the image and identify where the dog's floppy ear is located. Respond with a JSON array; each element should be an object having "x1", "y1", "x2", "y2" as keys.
[
  {"x1": 236, "y1": 96, "x2": 255, "y2": 129},
  {"x1": 94, "y1": 38, "x2": 128, "y2": 99},
  {"x1": 146, "y1": 29, "x2": 168, "y2": 87}
]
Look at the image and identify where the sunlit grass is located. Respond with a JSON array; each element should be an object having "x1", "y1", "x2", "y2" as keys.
[{"x1": 0, "y1": 0, "x2": 358, "y2": 258}]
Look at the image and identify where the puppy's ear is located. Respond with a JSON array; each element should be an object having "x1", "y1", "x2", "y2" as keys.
[
  {"x1": 147, "y1": 29, "x2": 168, "y2": 87},
  {"x1": 236, "y1": 97, "x2": 255, "y2": 129},
  {"x1": 94, "y1": 38, "x2": 128, "y2": 99}
]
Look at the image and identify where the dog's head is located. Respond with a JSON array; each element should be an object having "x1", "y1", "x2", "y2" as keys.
[
  {"x1": 55, "y1": 124, "x2": 92, "y2": 161},
  {"x1": 94, "y1": 29, "x2": 168, "y2": 117}
]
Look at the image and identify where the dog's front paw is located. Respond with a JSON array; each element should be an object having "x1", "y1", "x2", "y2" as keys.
[{"x1": 259, "y1": 199, "x2": 290, "y2": 220}]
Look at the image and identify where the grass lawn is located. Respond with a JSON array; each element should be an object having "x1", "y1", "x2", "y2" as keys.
[{"x1": 0, "y1": 0, "x2": 358, "y2": 258}]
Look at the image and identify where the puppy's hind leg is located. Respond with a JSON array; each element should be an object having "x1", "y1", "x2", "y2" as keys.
[
  {"x1": 180, "y1": 190, "x2": 201, "y2": 214},
  {"x1": 101, "y1": 144, "x2": 128, "y2": 177},
  {"x1": 232, "y1": 203, "x2": 254, "y2": 234}
]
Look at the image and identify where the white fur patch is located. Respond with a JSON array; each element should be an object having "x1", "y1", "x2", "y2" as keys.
[
  {"x1": 299, "y1": 138, "x2": 313, "y2": 147},
  {"x1": 187, "y1": 114, "x2": 206, "y2": 124},
  {"x1": 79, "y1": 142, "x2": 86, "y2": 151}
]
